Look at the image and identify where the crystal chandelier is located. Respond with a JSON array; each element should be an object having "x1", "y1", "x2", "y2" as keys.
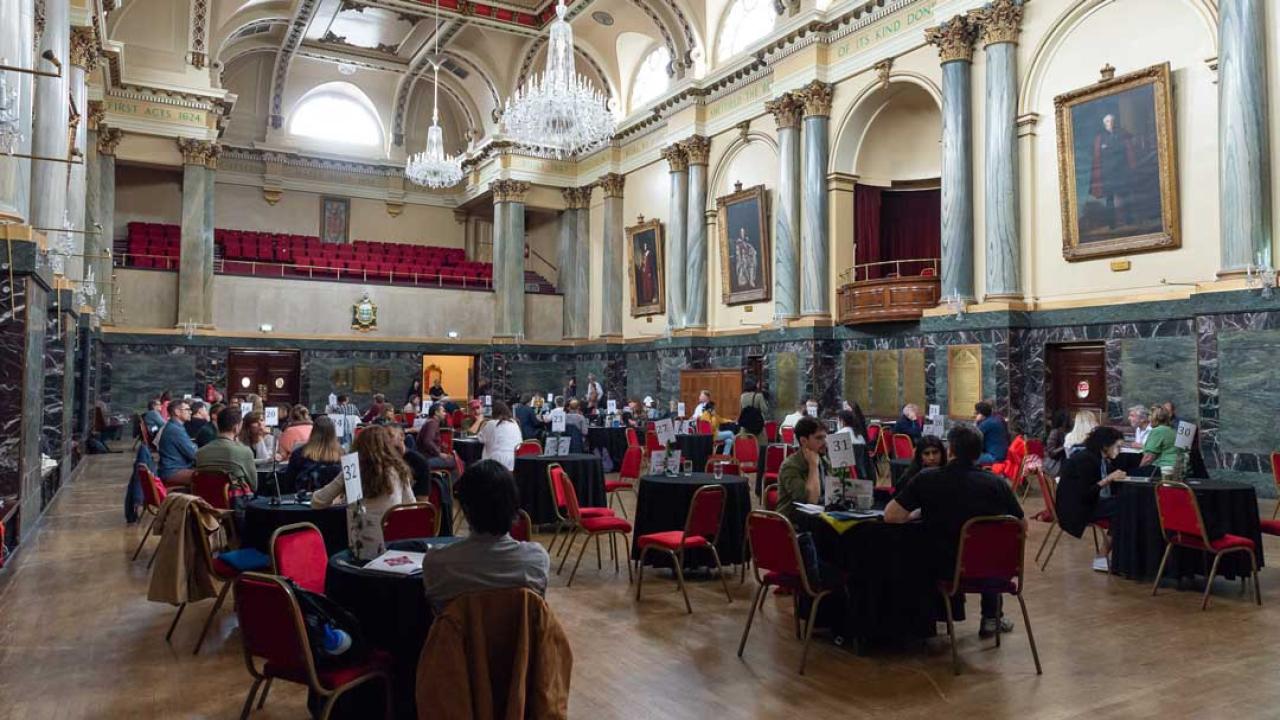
[
  {"x1": 49, "y1": 211, "x2": 74, "y2": 276},
  {"x1": 503, "y1": 0, "x2": 615, "y2": 158},
  {"x1": 405, "y1": 0, "x2": 463, "y2": 189},
  {"x1": 0, "y1": 58, "x2": 20, "y2": 155},
  {"x1": 75, "y1": 266, "x2": 96, "y2": 308}
]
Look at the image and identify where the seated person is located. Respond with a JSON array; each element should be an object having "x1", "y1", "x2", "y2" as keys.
[
  {"x1": 389, "y1": 426, "x2": 452, "y2": 521},
  {"x1": 404, "y1": 394, "x2": 422, "y2": 415},
  {"x1": 332, "y1": 394, "x2": 361, "y2": 417},
  {"x1": 362, "y1": 393, "x2": 389, "y2": 424},
  {"x1": 895, "y1": 434, "x2": 945, "y2": 491},
  {"x1": 275, "y1": 404, "x2": 314, "y2": 460},
  {"x1": 194, "y1": 407, "x2": 258, "y2": 492},
  {"x1": 1138, "y1": 406, "x2": 1184, "y2": 474},
  {"x1": 184, "y1": 401, "x2": 211, "y2": 444},
  {"x1": 973, "y1": 400, "x2": 1009, "y2": 464},
  {"x1": 564, "y1": 399, "x2": 589, "y2": 439},
  {"x1": 885, "y1": 426, "x2": 1024, "y2": 638},
  {"x1": 282, "y1": 416, "x2": 343, "y2": 492},
  {"x1": 464, "y1": 399, "x2": 487, "y2": 435},
  {"x1": 192, "y1": 402, "x2": 224, "y2": 447},
  {"x1": 1063, "y1": 409, "x2": 1098, "y2": 456},
  {"x1": 891, "y1": 404, "x2": 924, "y2": 443},
  {"x1": 838, "y1": 407, "x2": 871, "y2": 480},
  {"x1": 422, "y1": 459, "x2": 550, "y2": 612},
  {"x1": 238, "y1": 411, "x2": 272, "y2": 460},
  {"x1": 514, "y1": 394, "x2": 540, "y2": 440},
  {"x1": 142, "y1": 399, "x2": 165, "y2": 437},
  {"x1": 700, "y1": 401, "x2": 735, "y2": 455},
  {"x1": 775, "y1": 417, "x2": 830, "y2": 522},
  {"x1": 689, "y1": 389, "x2": 712, "y2": 421},
  {"x1": 417, "y1": 403, "x2": 460, "y2": 477},
  {"x1": 1042, "y1": 409, "x2": 1070, "y2": 478},
  {"x1": 480, "y1": 402, "x2": 524, "y2": 471},
  {"x1": 428, "y1": 380, "x2": 445, "y2": 400},
  {"x1": 312, "y1": 425, "x2": 415, "y2": 561},
  {"x1": 1055, "y1": 426, "x2": 1126, "y2": 572},
  {"x1": 1127, "y1": 405, "x2": 1152, "y2": 446},
  {"x1": 156, "y1": 400, "x2": 197, "y2": 487},
  {"x1": 780, "y1": 400, "x2": 813, "y2": 430}
]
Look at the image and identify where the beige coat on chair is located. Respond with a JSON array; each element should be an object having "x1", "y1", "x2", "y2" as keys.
[{"x1": 146, "y1": 493, "x2": 223, "y2": 606}]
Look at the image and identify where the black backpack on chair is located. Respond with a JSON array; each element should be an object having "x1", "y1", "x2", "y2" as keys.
[{"x1": 737, "y1": 394, "x2": 765, "y2": 436}]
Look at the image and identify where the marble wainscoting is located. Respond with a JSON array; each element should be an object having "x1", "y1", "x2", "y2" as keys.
[
  {"x1": 59, "y1": 307, "x2": 78, "y2": 484},
  {"x1": 99, "y1": 343, "x2": 225, "y2": 414},
  {"x1": 41, "y1": 305, "x2": 66, "y2": 507},
  {"x1": 924, "y1": 328, "x2": 1008, "y2": 421},
  {"x1": 303, "y1": 349, "x2": 424, "y2": 409},
  {"x1": 0, "y1": 277, "x2": 50, "y2": 546}
]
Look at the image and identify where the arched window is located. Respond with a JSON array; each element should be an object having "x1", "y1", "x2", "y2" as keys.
[
  {"x1": 288, "y1": 85, "x2": 382, "y2": 146},
  {"x1": 629, "y1": 46, "x2": 671, "y2": 112},
  {"x1": 715, "y1": 0, "x2": 776, "y2": 64}
]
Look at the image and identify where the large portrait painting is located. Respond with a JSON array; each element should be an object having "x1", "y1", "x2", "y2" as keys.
[
  {"x1": 1055, "y1": 63, "x2": 1179, "y2": 261},
  {"x1": 716, "y1": 182, "x2": 771, "y2": 305},
  {"x1": 320, "y1": 196, "x2": 351, "y2": 244},
  {"x1": 627, "y1": 217, "x2": 665, "y2": 317}
]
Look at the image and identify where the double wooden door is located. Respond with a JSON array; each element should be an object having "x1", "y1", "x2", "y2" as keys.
[
  {"x1": 1045, "y1": 343, "x2": 1106, "y2": 425},
  {"x1": 679, "y1": 370, "x2": 743, "y2": 420},
  {"x1": 227, "y1": 350, "x2": 301, "y2": 407}
]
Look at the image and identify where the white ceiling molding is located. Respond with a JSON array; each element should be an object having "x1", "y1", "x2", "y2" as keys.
[{"x1": 267, "y1": 0, "x2": 326, "y2": 130}]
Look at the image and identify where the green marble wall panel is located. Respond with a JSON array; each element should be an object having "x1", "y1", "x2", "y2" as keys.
[
  {"x1": 772, "y1": 352, "x2": 801, "y2": 419},
  {"x1": 627, "y1": 358, "x2": 658, "y2": 401},
  {"x1": 1217, "y1": 329, "x2": 1280, "y2": 453},
  {"x1": 1120, "y1": 337, "x2": 1198, "y2": 422},
  {"x1": 509, "y1": 361, "x2": 570, "y2": 400},
  {"x1": 110, "y1": 353, "x2": 196, "y2": 414}
]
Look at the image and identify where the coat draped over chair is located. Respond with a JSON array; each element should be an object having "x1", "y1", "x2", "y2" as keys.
[{"x1": 146, "y1": 493, "x2": 224, "y2": 606}]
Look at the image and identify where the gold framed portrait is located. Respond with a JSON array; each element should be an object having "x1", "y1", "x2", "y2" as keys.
[
  {"x1": 1055, "y1": 63, "x2": 1180, "y2": 261},
  {"x1": 626, "y1": 217, "x2": 665, "y2": 317},
  {"x1": 716, "y1": 183, "x2": 771, "y2": 305}
]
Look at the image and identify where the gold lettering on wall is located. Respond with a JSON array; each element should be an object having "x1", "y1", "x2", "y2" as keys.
[
  {"x1": 870, "y1": 350, "x2": 900, "y2": 418},
  {"x1": 947, "y1": 345, "x2": 983, "y2": 420},
  {"x1": 833, "y1": 0, "x2": 937, "y2": 59},
  {"x1": 707, "y1": 79, "x2": 774, "y2": 121},
  {"x1": 903, "y1": 348, "x2": 925, "y2": 411},
  {"x1": 104, "y1": 98, "x2": 210, "y2": 129}
]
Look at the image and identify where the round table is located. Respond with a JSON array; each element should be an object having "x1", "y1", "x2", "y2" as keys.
[
  {"x1": 326, "y1": 537, "x2": 459, "y2": 719},
  {"x1": 242, "y1": 497, "x2": 348, "y2": 554},
  {"x1": 452, "y1": 438, "x2": 483, "y2": 467},
  {"x1": 587, "y1": 426, "x2": 630, "y2": 469},
  {"x1": 1110, "y1": 478, "x2": 1265, "y2": 581},
  {"x1": 513, "y1": 453, "x2": 607, "y2": 524},
  {"x1": 676, "y1": 433, "x2": 715, "y2": 474},
  {"x1": 631, "y1": 472, "x2": 751, "y2": 567}
]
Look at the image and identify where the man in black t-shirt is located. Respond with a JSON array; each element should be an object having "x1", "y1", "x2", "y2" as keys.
[{"x1": 885, "y1": 425, "x2": 1024, "y2": 638}]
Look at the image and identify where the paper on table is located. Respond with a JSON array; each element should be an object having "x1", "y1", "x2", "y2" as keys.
[
  {"x1": 794, "y1": 503, "x2": 825, "y2": 515},
  {"x1": 340, "y1": 452, "x2": 363, "y2": 503},
  {"x1": 363, "y1": 550, "x2": 425, "y2": 575}
]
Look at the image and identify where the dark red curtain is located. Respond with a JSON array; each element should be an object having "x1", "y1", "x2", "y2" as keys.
[
  {"x1": 880, "y1": 189, "x2": 941, "y2": 277},
  {"x1": 854, "y1": 184, "x2": 882, "y2": 279}
]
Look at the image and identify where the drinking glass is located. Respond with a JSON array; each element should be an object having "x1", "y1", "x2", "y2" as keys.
[
  {"x1": 713, "y1": 462, "x2": 724, "y2": 481},
  {"x1": 682, "y1": 460, "x2": 693, "y2": 476}
]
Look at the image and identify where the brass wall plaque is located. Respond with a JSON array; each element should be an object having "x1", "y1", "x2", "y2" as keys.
[
  {"x1": 353, "y1": 365, "x2": 373, "y2": 393},
  {"x1": 372, "y1": 367, "x2": 392, "y2": 391},
  {"x1": 947, "y1": 345, "x2": 983, "y2": 419},
  {"x1": 330, "y1": 368, "x2": 352, "y2": 389},
  {"x1": 842, "y1": 351, "x2": 869, "y2": 411},
  {"x1": 774, "y1": 352, "x2": 799, "y2": 418},
  {"x1": 903, "y1": 349, "x2": 926, "y2": 411},
  {"x1": 870, "y1": 350, "x2": 900, "y2": 418}
]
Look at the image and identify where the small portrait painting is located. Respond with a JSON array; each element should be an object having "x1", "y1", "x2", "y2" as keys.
[
  {"x1": 717, "y1": 183, "x2": 771, "y2": 305},
  {"x1": 320, "y1": 196, "x2": 351, "y2": 244},
  {"x1": 1055, "y1": 63, "x2": 1179, "y2": 260},
  {"x1": 627, "y1": 217, "x2": 665, "y2": 317}
]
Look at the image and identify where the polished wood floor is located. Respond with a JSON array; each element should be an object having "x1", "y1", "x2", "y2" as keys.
[{"x1": 4, "y1": 450, "x2": 1280, "y2": 719}]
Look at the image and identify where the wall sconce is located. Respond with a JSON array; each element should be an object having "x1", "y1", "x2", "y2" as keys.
[
  {"x1": 259, "y1": 323, "x2": 273, "y2": 333},
  {"x1": 944, "y1": 291, "x2": 967, "y2": 321},
  {"x1": 1245, "y1": 253, "x2": 1276, "y2": 300},
  {"x1": 447, "y1": 330, "x2": 459, "y2": 338}
]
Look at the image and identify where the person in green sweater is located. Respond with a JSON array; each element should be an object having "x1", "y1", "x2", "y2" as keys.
[
  {"x1": 1137, "y1": 405, "x2": 1184, "y2": 473},
  {"x1": 195, "y1": 407, "x2": 259, "y2": 491}
]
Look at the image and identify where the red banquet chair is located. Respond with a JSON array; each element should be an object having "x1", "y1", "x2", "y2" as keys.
[
  {"x1": 131, "y1": 464, "x2": 169, "y2": 564},
  {"x1": 550, "y1": 463, "x2": 632, "y2": 587},
  {"x1": 234, "y1": 572, "x2": 392, "y2": 720},
  {"x1": 546, "y1": 464, "x2": 616, "y2": 561},
  {"x1": 270, "y1": 522, "x2": 329, "y2": 596},
  {"x1": 1152, "y1": 480, "x2": 1262, "y2": 610},
  {"x1": 938, "y1": 515, "x2": 1043, "y2": 675},
  {"x1": 704, "y1": 455, "x2": 740, "y2": 476},
  {"x1": 732, "y1": 437, "x2": 760, "y2": 476},
  {"x1": 1032, "y1": 466, "x2": 1108, "y2": 571},
  {"x1": 761, "y1": 444, "x2": 790, "y2": 488},
  {"x1": 635, "y1": 484, "x2": 733, "y2": 613},
  {"x1": 645, "y1": 430, "x2": 663, "y2": 453},
  {"x1": 516, "y1": 440, "x2": 542, "y2": 457},
  {"x1": 737, "y1": 510, "x2": 832, "y2": 674},
  {"x1": 438, "y1": 427, "x2": 454, "y2": 454},
  {"x1": 891, "y1": 433, "x2": 915, "y2": 460},
  {"x1": 779, "y1": 426, "x2": 795, "y2": 445},
  {"x1": 1261, "y1": 452, "x2": 1280, "y2": 537},
  {"x1": 381, "y1": 501, "x2": 440, "y2": 541},
  {"x1": 511, "y1": 509, "x2": 533, "y2": 542},
  {"x1": 607, "y1": 445, "x2": 642, "y2": 519},
  {"x1": 625, "y1": 427, "x2": 640, "y2": 448},
  {"x1": 193, "y1": 469, "x2": 251, "y2": 511},
  {"x1": 764, "y1": 420, "x2": 779, "y2": 443},
  {"x1": 696, "y1": 419, "x2": 714, "y2": 435}
]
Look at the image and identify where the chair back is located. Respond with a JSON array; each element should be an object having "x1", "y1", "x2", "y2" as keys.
[
  {"x1": 511, "y1": 509, "x2": 533, "y2": 542},
  {"x1": 270, "y1": 522, "x2": 329, "y2": 595},
  {"x1": 516, "y1": 440, "x2": 542, "y2": 457},
  {"x1": 1271, "y1": 452, "x2": 1280, "y2": 493},
  {"x1": 382, "y1": 501, "x2": 440, "y2": 541},
  {"x1": 1025, "y1": 438, "x2": 1045, "y2": 460},
  {"x1": 684, "y1": 485, "x2": 726, "y2": 543},
  {"x1": 1034, "y1": 468, "x2": 1057, "y2": 522},
  {"x1": 137, "y1": 464, "x2": 168, "y2": 510},
  {"x1": 891, "y1": 433, "x2": 914, "y2": 460},
  {"x1": 696, "y1": 419, "x2": 713, "y2": 435},
  {"x1": 877, "y1": 428, "x2": 895, "y2": 458},
  {"x1": 764, "y1": 421, "x2": 779, "y2": 443},
  {"x1": 191, "y1": 470, "x2": 232, "y2": 510},
  {"x1": 745, "y1": 511, "x2": 814, "y2": 593},
  {"x1": 780, "y1": 426, "x2": 795, "y2": 445},
  {"x1": 1154, "y1": 481, "x2": 1211, "y2": 548},
  {"x1": 404, "y1": 412, "x2": 416, "y2": 427},
  {"x1": 450, "y1": 409, "x2": 465, "y2": 429},
  {"x1": 1002, "y1": 435, "x2": 1027, "y2": 481},
  {"x1": 733, "y1": 438, "x2": 759, "y2": 468},
  {"x1": 548, "y1": 464, "x2": 582, "y2": 523},
  {"x1": 763, "y1": 483, "x2": 779, "y2": 511},
  {"x1": 866, "y1": 424, "x2": 880, "y2": 454},
  {"x1": 619, "y1": 445, "x2": 643, "y2": 483},
  {"x1": 943, "y1": 515, "x2": 1026, "y2": 594},
  {"x1": 645, "y1": 430, "x2": 663, "y2": 452},
  {"x1": 625, "y1": 427, "x2": 640, "y2": 448},
  {"x1": 704, "y1": 455, "x2": 740, "y2": 476},
  {"x1": 763, "y1": 444, "x2": 789, "y2": 473},
  {"x1": 439, "y1": 428, "x2": 454, "y2": 453},
  {"x1": 235, "y1": 572, "x2": 317, "y2": 687}
]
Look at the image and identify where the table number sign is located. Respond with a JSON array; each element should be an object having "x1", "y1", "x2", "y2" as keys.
[
  {"x1": 240, "y1": 402, "x2": 253, "y2": 417},
  {"x1": 827, "y1": 429, "x2": 858, "y2": 469},
  {"x1": 340, "y1": 452, "x2": 363, "y2": 503},
  {"x1": 264, "y1": 406, "x2": 279, "y2": 427},
  {"x1": 677, "y1": 402, "x2": 687, "y2": 418},
  {"x1": 928, "y1": 404, "x2": 941, "y2": 419},
  {"x1": 1175, "y1": 421, "x2": 1197, "y2": 450},
  {"x1": 607, "y1": 399, "x2": 617, "y2": 414},
  {"x1": 806, "y1": 401, "x2": 819, "y2": 417},
  {"x1": 550, "y1": 408, "x2": 567, "y2": 433},
  {"x1": 653, "y1": 418, "x2": 676, "y2": 446}
]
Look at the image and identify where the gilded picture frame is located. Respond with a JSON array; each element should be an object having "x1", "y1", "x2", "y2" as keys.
[
  {"x1": 1055, "y1": 63, "x2": 1180, "y2": 261},
  {"x1": 320, "y1": 196, "x2": 351, "y2": 244},
  {"x1": 716, "y1": 183, "x2": 771, "y2": 305},
  {"x1": 627, "y1": 217, "x2": 665, "y2": 317}
]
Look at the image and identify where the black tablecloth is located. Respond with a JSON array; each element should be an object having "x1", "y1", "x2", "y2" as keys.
[
  {"x1": 1111, "y1": 478, "x2": 1264, "y2": 581},
  {"x1": 630, "y1": 473, "x2": 751, "y2": 566},
  {"x1": 452, "y1": 438, "x2": 483, "y2": 466},
  {"x1": 799, "y1": 513, "x2": 961, "y2": 651},
  {"x1": 676, "y1": 433, "x2": 715, "y2": 474},
  {"x1": 242, "y1": 497, "x2": 348, "y2": 554},
  {"x1": 514, "y1": 454, "x2": 606, "y2": 524},
  {"x1": 587, "y1": 426, "x2": 630, "y2": 469},
  {"x1": 890, "y1": 459, "x2": 911, "y2": 486},
  {"x1": 326, "y1": 538, "x2": 458, "y2": 719}
]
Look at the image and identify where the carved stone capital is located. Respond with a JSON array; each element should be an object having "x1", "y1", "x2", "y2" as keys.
[
  {"x1": 262, "y1": 187, "x2": 283, "y2": 205},
  {"x1": 764, "y1": 93, "x2": 803, "y2": 130},
  {"x1": 661, "y1": 144, "x2": 688, "y2": 173},
  {"x1": 798, "y1": 81, "x2": 834, "y2": 118},
  {"x1": 975, "y1": 0, "x2": 1024, "y2": 47},
  {"x1": 925, "y1": 15, "x2": 978, "y2": 64},
  {"x1": 681, "y1": 135, "x2": 711, "y2": 166},
  {"x1": 561, "y1": 186, "x2": 582, "y2": 210},
  {"x1": 97, "y1": 127, "x2": 124, "y2": 156},
  {"x1": 176, "y1": 138, "x2": 221, "y2": 168},
  {"x1": 873, "y1": 58, "x2": 893, "y2": 90},
  {"x1": 87, "y1": 101, "x2": 105, "y2": 131},
  {"x1": 598, "y1": 173, "x2": 625, "y2": 199},
  {"x1": 70, "y1": 27, "x2": 100, "y2": 69},
  {"x1": 491, "y1": 179, "x2": 530, "y2": 204}
]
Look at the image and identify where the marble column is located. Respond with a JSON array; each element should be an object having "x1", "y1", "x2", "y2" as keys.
[
  {"x1": 95, "y1": 128, "x2": 122, "y2": 322},
  {"x1": 29, "y1": 0, "x2": 70, "y2": 235},
  {"x1": 0, "y1": 0, "x2": 35, "y2": 223},
  {"x1": 175, "y1": 139, "x2": 219, "y2": 327},
  {"x1": 799, "y1": 81, "x2": 833, "y2": 317},
  {"x1": 599, "y1": 173, "x2": 625, "y2": 338},
  {"x1": 765, "y1": 94, "x2": 802, "y2": 321},
  {"x1": 662, "y1": 144, "x2": 688, "y2": 329},
  {"x1": 573, "y1": 187, "x2": 591, "y2": 337},
  {"x1": 1219, "y1": 0, "x2": 1273, "y2": 273},
  {"x1": 682, "y1": 136, "x2": 710, "y2": 329},
  {"x1": 491, "y1": 179, "x2": 530, "y2": 339},
  {"x1": 66, "y1": 28, "x2": 95, "y2": 284},
  {"x1": 927, "y1": 16, "x2": 978, "y2": 302},
  {"x1": 976, "y1": 0, "x2": 1024, "y2": 298},
  {"x1": 558, "y1": 187, "x2": 580, "y2": 338}
]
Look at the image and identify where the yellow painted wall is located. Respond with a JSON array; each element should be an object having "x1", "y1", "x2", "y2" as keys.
[
  {"x1": 421, "y1": 354, "x2": 475, "y2": 399},
  {"x1": 620, "y1": 158, "x2": 671, "y2": 338}
]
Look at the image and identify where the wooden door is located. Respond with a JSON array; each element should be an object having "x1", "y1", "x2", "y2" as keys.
[
  {"x1": 679, "y1": 369, "x2": 743, "y2": 420},
  {"x1": 1045, "y1": 343, "x2": 1106, "y2": 424},
  {"x1": 227, "y1": 350, "x2": 301, "y2": 407}
]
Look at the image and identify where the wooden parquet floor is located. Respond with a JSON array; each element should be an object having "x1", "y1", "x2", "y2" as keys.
[{"x1": 3, "y1": 450, "x2": 1280, "y2": 719}]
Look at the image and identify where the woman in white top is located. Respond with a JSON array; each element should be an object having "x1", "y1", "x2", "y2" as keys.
[
  {"x1": 311, "y1": 424, "x2": 416, "y2": 560},
  {"x1": 479, "y1": 401, "x2": 523, "y2": 471},
  {"x1": 1063, "y1": 409, "x2": 1099, "y2": 456}
]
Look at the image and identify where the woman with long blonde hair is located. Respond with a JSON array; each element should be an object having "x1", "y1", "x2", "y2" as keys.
[
  {"x1": 311, "y1": 424, "x2": 416, "y2": 559},
  {"x1": 1063, "y1": 409, "x2": 1099, "y2": 455}
]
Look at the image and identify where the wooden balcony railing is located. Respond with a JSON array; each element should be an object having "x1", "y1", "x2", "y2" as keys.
[{"x1": 837, "y1": 257, "x2": 941, "y2": 325}]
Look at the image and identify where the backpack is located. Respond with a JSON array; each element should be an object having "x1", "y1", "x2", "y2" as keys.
[
  {"x1": 289, "y1": 578, "x2": 369, "y2": 670},
  {"x1": 737, "y1": 394, "x2": 765, "y2": 435}
]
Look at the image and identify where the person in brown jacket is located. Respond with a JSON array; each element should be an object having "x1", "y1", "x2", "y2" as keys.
[{"x1": 416, "y1": 588, "x2": 572, "y2": 720}]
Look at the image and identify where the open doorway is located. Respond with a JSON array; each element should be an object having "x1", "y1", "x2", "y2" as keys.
[{"x1": 421, "y1": 354, "x2": 475, "y2": 400}]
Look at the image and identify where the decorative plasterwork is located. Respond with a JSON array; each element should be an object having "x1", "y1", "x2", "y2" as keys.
[
  {"x1": 70, "y1": 26, "x2": 100, "y2": 69},
  {"x1": 562, "y1": 185, "x2": 593, "y2": 209},
  {"x1": 598, "y1": 172, "x2": 625, "y2": 198},
  {"x1": 798, "y1": 80, "x2": 833, "y2": 118},
  {"x1": 874, "y1": 58, "x2": 893, "y2": 89},
  {"x1": 625, "y1": 0, "x2": 683, "y2": 78},
  {"x1": 87, "y1": 100, "x2": 105, "y2": 131},
  {"x1": 176, "y1": 138, "x2": 221, "y2": 168},
  {"x1": 764, "y1": 93, "x2": 802, "y2": 129},
  {"x1": 974, "y1": 0, "x2": 1024, "y2": 47},
  {"x1": 490, "y1": 179, "x2": 531, "y2": 203},
  {"x1": 681, "y1": 135, "x2": 710, "y2": 166},
  {"x1": 924, "y1": 14, "x2": 978, "y2": 64},
  {"x1": 661, "y1": 144, "x2": 687, "y2": 172},
  {"x1": 189, "y1": 0, "x2": 210, "y2": 68},
  {"x1": 97, "y1": 127, "x2": 124, "y2": 156},
  {"x1": 268, "y1": 0, "x2": 324, "y2": 130}
]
